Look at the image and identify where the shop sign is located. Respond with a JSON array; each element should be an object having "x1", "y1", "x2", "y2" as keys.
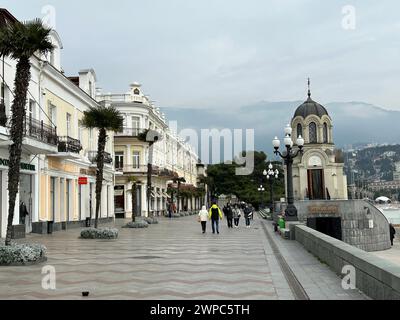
[
  {"x1": 0, "y1": 158, "x2": 35, "y2": 171},
  {"x1": 78, "y1": 177, "x2": 88, "y2": 185},
  {"x1": 308, "y1": 205, "x2": 339, "y2": 215}
]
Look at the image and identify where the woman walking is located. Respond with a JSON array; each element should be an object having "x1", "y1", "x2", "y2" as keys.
[
  {"x1": 198, "y1": 205, "x2": 209, "y2": 234},
  {"x1": 233, "y1": 205, "x2": 241, "y2": 228}
]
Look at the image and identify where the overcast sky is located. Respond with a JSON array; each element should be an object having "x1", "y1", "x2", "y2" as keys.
[{"x1": 3, "y1": 0, "x2": 400, "y2": 110}]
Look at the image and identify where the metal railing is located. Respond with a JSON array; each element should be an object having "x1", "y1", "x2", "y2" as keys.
[
  {"x1": 115, "y1": 164, "x2": 179, "y2": 178},
  {"x1": 97, "y1": 93, "x2": 145, "y2": 104},
  {"x1": 58, "y1": 136, "x2": 82, "y2": 153},
  {"x1": 115, "y1": 127, "x2": 147, "y2": 137},
  {"x1": 88, "y1": 151, "x2": 113, "y2": 164},
  {"x1": 24, "y1": 116, "x2": 58, "y2": 146}
]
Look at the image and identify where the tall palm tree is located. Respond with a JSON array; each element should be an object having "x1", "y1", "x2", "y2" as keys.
[
  {"x1": 82, "y1": 105, "x2": 123, "y2": 228},
  {"x1": 126, "y1": 176, "x2": 139, "y2": 222},
  {"x1": 0, "y1": 19, "x2": 53, "y2": 246}
]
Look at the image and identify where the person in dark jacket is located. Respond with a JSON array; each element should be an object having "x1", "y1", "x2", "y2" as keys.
[
  {"x1": 244, "y1": 204, "x2": 252, "y2": 228},
  {"x1": 208, "y1": 201, "x2": 223, "y2": 234},
  {"x1": 390, "y1": 223, "x2": 396, "y2": 246},
  {"x1": 225, "y1": 204, "x2": 233, "y2": 228}
]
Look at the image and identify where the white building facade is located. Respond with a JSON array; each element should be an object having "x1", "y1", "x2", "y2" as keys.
[
  {"x1": 97, "y1": 83, "x2": 202, "y2": 218},
  {"x1": 0, "y1": 9, "x2": 115, "y2": 238}
]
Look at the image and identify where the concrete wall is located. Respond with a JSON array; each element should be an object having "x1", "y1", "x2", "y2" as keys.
[
  {"x1": 294, "y1": 225, "x2": 400, "y2": 300},
  {"x1": 294, "y1": 200, "x2": 391, "y2": 251}
]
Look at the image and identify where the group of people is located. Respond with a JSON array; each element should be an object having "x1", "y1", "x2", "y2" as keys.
[{"x1": 198, "y1": 201, "x2": 254, "y2": 234}]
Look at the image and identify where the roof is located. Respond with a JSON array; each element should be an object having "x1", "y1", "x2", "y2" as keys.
[
  {"x1": 0, "y1": 8, "x2": 18, "y2": 27},
  {"x1": 293, "y1": 96, "x2": 329, "y2": 119}
]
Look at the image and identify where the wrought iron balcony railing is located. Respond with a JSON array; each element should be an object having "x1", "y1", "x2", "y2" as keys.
[
  {"x1": 88, "y1": 151, "x2": 113, "y2": 164},
  {"x1": 58, "y1": 136, "x2": 82, "y2": 154},
  {"x1": 114, "y1": 127, "x2": 147, "y2": 138},
  {"x1": 24, "y1": 116, "x2": 58, "y2": 146}
]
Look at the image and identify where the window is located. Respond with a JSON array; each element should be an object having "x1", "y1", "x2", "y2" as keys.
[
  {"x1": 133, "y1": 151, "x2": 140, "y2": 169},
  {"x1": 115, "y1": 152, "x2": 124, "y2": 170},
  {"x1": 132, "y1": 116, "x2": 140, "y2": 136},
  {"x1": 309, "y1": 122, "x2": 317, "y2": 143},
  {"x1": 134, "y1": 88, "x2": 140, "y2": 95},
  {"x1": 89, "y1": 81, "x2": 93, "y2": 97},
  {"x1": 323, "y1": 123, "x2": 328, "y2": 143},
  {"x1": 78, "y1": 120, "x2": 83, "y2": 142},
  {"x1": 48, "y1": 103, "x2": 56, "y2": 126},
  {"x1": 297, "y1": 123, "x2": 303, "y2": 139},
  {"x1": 66, "y1": 113, "x2": 71, "y2": 136}
]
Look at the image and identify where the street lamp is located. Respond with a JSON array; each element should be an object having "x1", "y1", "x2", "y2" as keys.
[
  {"x1": 173, "y1": 177, "x2": 186, "y2": 213},
  {"x1": 146, "y1": 129, "x2": 163, "y2": 218},
  {"x1": 264, "y1": 163, "x2": 279, "y2": 213},
  {"x1": 257, "y1": 184, "x2": 265, "y2": 209},
  {"x1": 272, "y1": 124, "x2": 304, "y2": 221}
]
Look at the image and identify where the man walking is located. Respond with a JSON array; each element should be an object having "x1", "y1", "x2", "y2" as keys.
[
  {"x1": 226, "y1": 203, "x2": 233, "y2": 228},
  {"x1": 209, "y1": 201, "x2": 223, "y2": 234}
]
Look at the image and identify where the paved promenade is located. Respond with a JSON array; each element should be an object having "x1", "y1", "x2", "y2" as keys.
[{"x1": 0, "y1": 216, "x2": 367, "y2": 300}]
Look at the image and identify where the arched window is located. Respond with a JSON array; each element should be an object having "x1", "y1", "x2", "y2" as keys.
[
  {"x1": 134, "y1": 88, "x2": 140, "y2": 95},
  {"x1": 297, "y1": 123, "x2": 303, "y2": 139},
  {"x1": 323, "y1": 123, "x2": 328, "y2": 143},
  {"x1": 309, "y1": 122, "x2": 317, "y2": 143}
]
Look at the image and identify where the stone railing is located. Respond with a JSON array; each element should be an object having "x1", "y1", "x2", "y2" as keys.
[{"x1": 294, "y1": 224, "x2": 400, "y2": 300}]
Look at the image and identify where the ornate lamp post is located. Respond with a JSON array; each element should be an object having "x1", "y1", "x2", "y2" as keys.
[
  {"x1": 263, "y1": 163, "x2": 279, "y2": 213},
  {"x1": 272, "y1": 124, "x2": 305, "y2": 221},
  {"x1": 257, "y1": 184, "x2": 265, "y2": 209}
]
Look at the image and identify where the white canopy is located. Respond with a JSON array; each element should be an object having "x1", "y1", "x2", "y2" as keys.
[{"x1": 375, "y1": 196, "x2": 391, "y2": 203}]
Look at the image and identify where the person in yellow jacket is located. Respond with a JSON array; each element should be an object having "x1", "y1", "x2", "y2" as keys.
[{"x1": 208, "y1": 201, "x2": 223, "y2": 234}]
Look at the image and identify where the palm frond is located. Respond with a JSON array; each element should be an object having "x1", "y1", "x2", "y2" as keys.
[
  {"x1": 81, "y1": 105, "x2": 124, "y2": 132},
  {"x1": 0, "y1": 18, "x2": 53, "y2": 59}
]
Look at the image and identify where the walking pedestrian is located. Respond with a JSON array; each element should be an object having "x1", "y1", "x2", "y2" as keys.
[
  {"x1": 244, "y1": 204, "x2": 252, "y2": 228},
  {"x1": 226, "y1": 204, "x2": 233, "y2": 228},
  {"x1": 390, "y1": 223, "x2": 396, "y2": 246},
  {"x1": 198, "y1": 205, "x2": 209, "y2": 234},
  {"x1": 233, "y1": 204, "x2": 241, "y2": 228},
  {"x1": 208, "y1": 201, "x2": 223, "y2": 234}
]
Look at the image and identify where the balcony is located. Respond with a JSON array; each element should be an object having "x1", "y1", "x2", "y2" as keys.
[
  {"x1": 48, "y1": 136, "x2": 82, "y2": 159},
  {"x1": 22, "y1": 116, "x2": 58, "y2": 154},
  {"x1": 114, "y1": 127, "x2": 147, "y2": 138},
  {"x1": 88, "y1": 151, "x2": 113, "y2": 165},
  {"x1": 115, "y1": 164, "x2": 148, "y2": 174},
  {"x1": 115, "y1": 164, "x2": 179, "y2": 178}
]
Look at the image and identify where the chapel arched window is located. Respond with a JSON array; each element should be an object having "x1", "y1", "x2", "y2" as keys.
[
  {"x1": 297, "y1": 123, "x2": 303, "y2": 139},
  {"x1": 309, "y1": 122, "x2": 317, "y2": 143},
  {"x1": 323, "y1": 122, "x2": 328, "y2": 143}
]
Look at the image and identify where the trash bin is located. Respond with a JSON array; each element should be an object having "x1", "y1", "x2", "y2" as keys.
[
  {"x1": 47, "y1": 221, "x2": 54, "y2": 234},
  {"x1": 85, "y1": 218, "x2": 91, "y2": 227}
]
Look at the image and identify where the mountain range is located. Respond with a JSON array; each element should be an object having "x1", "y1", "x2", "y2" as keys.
[{"x1": 163, "y1": 101, "x2": 400, "y2": 159}]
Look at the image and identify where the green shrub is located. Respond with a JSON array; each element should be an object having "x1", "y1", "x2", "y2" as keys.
[
  {"x1": 0, "y1": 243, "x2": 47, "y2": 266},
  {"x1": 80, "y1": 227, "x2": 119, "y2": 239},
  {"x1": 143, "y1": 217, "x2": 159, "y2": 224},
  {"x1": 123, "y1": 221, "x2": 149, "y2": 228}
]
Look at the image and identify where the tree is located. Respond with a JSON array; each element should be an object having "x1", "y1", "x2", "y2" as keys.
[
  {"x1": 0, "y1": 19, "x2": 54, "y2": 246},
  {"x1": 126, "y1": 176, "x2": 139, "y2": 222},
  {"x1": 82, "y1": 105, "x2": 123, "y2": 228}
]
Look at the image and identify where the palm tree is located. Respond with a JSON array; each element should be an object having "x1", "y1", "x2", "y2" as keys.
[
  {"x1": 82, "y1": 105, "x2": 123, "y2": 228},
  {"x1": 0, "y1": 19, "x2": 54, "y2": 246},
  {"x1": 126, "y1": 176, "x2": 139, "y2": 222}
]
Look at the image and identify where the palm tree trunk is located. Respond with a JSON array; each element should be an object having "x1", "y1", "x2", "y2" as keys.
[
  {"x1": 94, "y1": 128, "x2": 106, "y2": 229},
  {"x1": 5, "y1": 56, "x2": 31, "y2": 246}
]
